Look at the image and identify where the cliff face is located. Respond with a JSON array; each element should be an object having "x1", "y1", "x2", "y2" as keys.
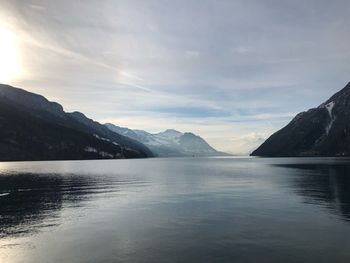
[{"x1": 251, "y1": 82, "x2": 350, "y2": 157}]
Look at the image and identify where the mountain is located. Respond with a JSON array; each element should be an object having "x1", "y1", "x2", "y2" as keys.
[
  {"x1": 105, "y1": 123, "x2": 227, "y2": 157},
  {"x1": 251, "y1": 82, "x2": 350, "y2": 157},
  {"x1": 0, "y1": 84, "x2": 153, "y2": 161}
]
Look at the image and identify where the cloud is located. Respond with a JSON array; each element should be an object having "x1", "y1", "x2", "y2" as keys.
[
  {"x1": 1, "y1": 0, "x2": 350, "y2": 153},
  {"x1": 230, "y1": 132, "x2": 268, "y2": 155},
  {"x1": 233, "y1": 46, "x2": 251, "y2": 54},
  {"x1": 28, "y1": 4, "x2": 46, "y2": 11}
]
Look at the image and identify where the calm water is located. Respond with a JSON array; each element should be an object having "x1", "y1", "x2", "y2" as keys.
[{"x1": 1, "y1": 157, "x2": 350, "y2": 263}]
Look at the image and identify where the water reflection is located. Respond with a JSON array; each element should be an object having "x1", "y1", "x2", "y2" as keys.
[
  {"x1": 0, "y1": 172, "x2": 130, "y2": 238},
  {"x1": 1, "y1": 158, "x2": 350, "y2": 263},
  {"x1": 276, "y1": 163, "x2": 350, "y2": 222}
]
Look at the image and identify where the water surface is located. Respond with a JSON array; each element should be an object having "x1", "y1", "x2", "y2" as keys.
[{"x1": 1, "y1": 157, "x2": 350, "y2": 262}]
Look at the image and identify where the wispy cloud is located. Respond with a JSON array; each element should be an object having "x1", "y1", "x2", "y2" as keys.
[
  {"x1": 28, "y1": 4, "x2": 46, "y2": 11},
  {"x1": 2, "y1": 0, "x2": 350, "y2": 153}
]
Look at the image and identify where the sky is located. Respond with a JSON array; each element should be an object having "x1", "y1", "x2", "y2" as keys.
[{"x1": 0, "y1": 0, "x2": 349, "y2": 155}]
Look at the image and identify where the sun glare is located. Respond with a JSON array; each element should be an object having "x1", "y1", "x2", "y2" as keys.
[{"x1": 0, "y1": 27, "x2": 21, "y2": 83}]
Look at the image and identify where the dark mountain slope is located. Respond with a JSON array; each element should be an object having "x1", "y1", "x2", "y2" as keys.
[
  {"x1": 251, "y1": 82, "x2": 350, "y2": 157},
  {"x1": 0, "y1": 84, "x2": 153, "y2": 161}
]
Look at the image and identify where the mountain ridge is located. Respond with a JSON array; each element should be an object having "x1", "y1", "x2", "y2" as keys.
[
  {"x1": 0, "y1": 84, "x2": 153, "y2": 161},
  {"x1": 105, "y1": 123, "x2": 228, "y2": 157},
  {"x1": 251, "y1": 82, "x2": 350, "y2": 157}
]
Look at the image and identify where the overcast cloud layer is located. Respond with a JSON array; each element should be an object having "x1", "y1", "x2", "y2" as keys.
[{"x1": 1, "y1": 0, "x2": 350, "y2": 154}]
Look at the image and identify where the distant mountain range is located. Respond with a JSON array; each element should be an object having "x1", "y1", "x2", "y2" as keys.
[
  {"x1": 0, "y1": 84, "x2": 225, "y2": 161},
  {"x1": 252, "y1": 82, "x2": 350, "y2": 157},
  {"x1": 11, "y1": 79, "x2": 350, "y2": 159},
  {"x1": 0, "y1": 84, "x2": 153, "y2": 161},
  {"x1": 105, "y1": 123, "x2": 227, "y2": 157}
]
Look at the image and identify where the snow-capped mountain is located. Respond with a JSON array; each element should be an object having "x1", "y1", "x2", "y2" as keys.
[
  {"x1": 105, "y1": 124, "x2": 227, "y2": 157},
  {"x1": 251, "y1": 82, "x2": 350, "y2": 157}
]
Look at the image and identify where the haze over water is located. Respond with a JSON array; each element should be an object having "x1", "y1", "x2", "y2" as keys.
[{"x1": 1, "y1": 157, "x2": 350, "y2": 262}]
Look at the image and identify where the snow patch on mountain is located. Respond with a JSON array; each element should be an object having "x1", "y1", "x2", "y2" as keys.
[
  {"x1": 325, "y1": 101, "x2": 335, "y2": 116},
  {"x1": 93, "y1": 134, "x2": 111, "y2": 142},
  {"x1": 84, "y1": 146, "x2": 114, "y2": 158},
  {"x1": 325, "y1": 101, "x2": 336, "y2": 135},
  {"x1": 84, "y1": 146, "x2": 98, "y2": 153}
]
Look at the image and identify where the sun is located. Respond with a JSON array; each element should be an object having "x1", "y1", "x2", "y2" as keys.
[{"x1": 0, "y1": 27, "x2": 22, "y2": 84}]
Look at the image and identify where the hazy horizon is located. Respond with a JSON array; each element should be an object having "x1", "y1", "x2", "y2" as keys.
[{"x1": 1, "y1": 0, "x2": 349, "y2": 154}]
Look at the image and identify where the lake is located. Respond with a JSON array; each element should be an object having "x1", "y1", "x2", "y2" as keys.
[{"x1": 0, "y1": 157, "x2": 350, "y2": 262}]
